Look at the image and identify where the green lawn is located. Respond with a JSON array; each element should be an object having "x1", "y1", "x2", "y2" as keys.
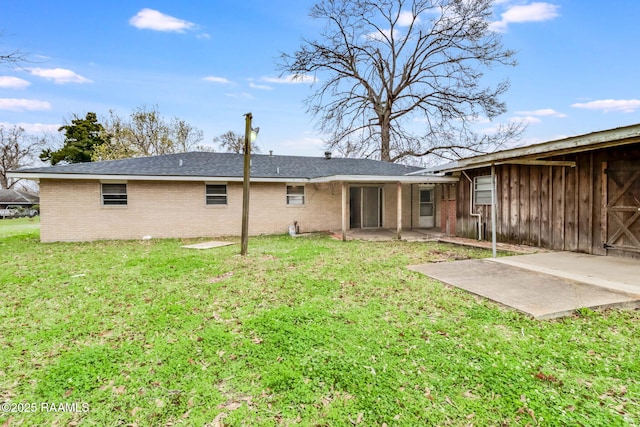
[
  {"x1": 0, "y1": 216, "x2": 40, "y2": 237},
  {"x1": 0, "y1": 223, "x2": 638, "y2": 426}
]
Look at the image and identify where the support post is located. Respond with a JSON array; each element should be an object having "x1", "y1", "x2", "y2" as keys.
[
  {"x1": 240, "y1": 113, "x2": 252, "y2": 256},
  {"x1": 491, "y1": 164, "x2": 497, "y2": 258},
  {"x1": 397, "y1": 182, "x2": 402, "y2": 240},
  {"x1": 341, "y1": 182, "x2": 348, "y2": 241}
]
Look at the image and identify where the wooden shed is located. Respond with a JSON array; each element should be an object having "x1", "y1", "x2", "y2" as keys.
[{"x1": 426, "y1": 124, "x2": 640, "y2": 259}]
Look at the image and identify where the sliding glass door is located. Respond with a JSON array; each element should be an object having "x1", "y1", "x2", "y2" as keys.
[{"x1": 350, "y1": 186, "x2": 383, "y2": 228}]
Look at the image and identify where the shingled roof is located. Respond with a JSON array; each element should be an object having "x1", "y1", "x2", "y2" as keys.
[
  {"x1": 0, "y1": 189, "x2": 39, "y2": 205},
  {"x1": 10, "y1": 152, "x2": 444, "y2": 183}
]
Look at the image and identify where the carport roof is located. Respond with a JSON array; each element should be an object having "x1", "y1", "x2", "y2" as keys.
[{"x1": 415, "y1": 123, "x2": 640, "y2": 174}]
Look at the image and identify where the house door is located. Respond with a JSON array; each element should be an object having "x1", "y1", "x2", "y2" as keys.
[
  {"x1": 603, "y1": 159, "x2": 640, "y2": 254},
  {"x1": 350, "y1": 186, "x2": 382, "y2": 228},
  {"x1": 418, "y1": 188, "x2": 435, "y2": 228}
]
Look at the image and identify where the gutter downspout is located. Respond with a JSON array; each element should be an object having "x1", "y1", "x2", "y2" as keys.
[{"x1": 462, "y1": 171, "x2": 482, "y2": 240}]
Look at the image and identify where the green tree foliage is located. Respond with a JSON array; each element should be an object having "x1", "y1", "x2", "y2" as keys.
[
  {"x1": 93, "y1": 105, "x2": 204, "y2": 160},
  {"x1": 40, "y1": 112, "x2": 110, "y2": 165},
  {"x1": 213, "y1": 130, "x2": 261, "y2": 153}
]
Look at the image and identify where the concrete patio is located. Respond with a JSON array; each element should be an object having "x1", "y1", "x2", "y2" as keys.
[
  {"x1": 329, "y1": 228, "x2": 640, "y2": 319},
  {"x1": 409, "y1": 252, "x2": 640, "y2": 319}
]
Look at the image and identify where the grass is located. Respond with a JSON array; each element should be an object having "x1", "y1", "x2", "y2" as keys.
[
  {"x1": 0, "y1": 216, "x2": 40, "y2": 237},
  {"x1": 0, "y1": 222, "x2": 638, "y2": 426}
]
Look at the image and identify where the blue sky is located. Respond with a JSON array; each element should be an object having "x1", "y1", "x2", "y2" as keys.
[{"x1": 1, "y1": 0, "x2": 639, "y2": 158}]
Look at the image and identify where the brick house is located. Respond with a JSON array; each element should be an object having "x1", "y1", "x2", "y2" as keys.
[{"x1": 9, "y1": 152, "x2": 456, "y2": 242}]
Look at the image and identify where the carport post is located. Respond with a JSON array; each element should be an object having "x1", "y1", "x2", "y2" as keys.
[
  {"x1": 341, "y1": 182, "x2": 348, "y2": 241},
  {"x1": 396, "y1": 182, "x2": 402, "y2": 240},
  {"x1": 491, "y1": 164, "x2": 497, "y2": 258}
]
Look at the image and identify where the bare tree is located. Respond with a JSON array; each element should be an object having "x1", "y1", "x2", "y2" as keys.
[
  {"x1": 0, "y1": 49, "x2": 27, "y2": 66},
  {"x1": 94, "y1": 106, "x2": 204, "y2": 160},
  {"x1": 171, "y1": 117, "x2": 205, "y2": 153},
  {"x1": 213, "y1": 130, "x2": 261, "y2": 153},
  {"x1": 1, "y1": 126, "x2": 44, "y2": 189},
  {"x1": 279, "y1": 0, "x2": 523, "y2": 162},
  {"x1": 1, "y1": 36, "x2": 27, "y2": 66}
]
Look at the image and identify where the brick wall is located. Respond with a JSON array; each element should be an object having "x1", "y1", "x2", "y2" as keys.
[
  {"x1": 382, "y1": 183, "x2": 415, "y2": 228},
  {"x1": 39, "y1": 179, "x2": 444, "y2": 242},
  {"x1": 39, "y1": 179, "x2": 343, "y2": 242},
  {"x1": 439, "y1": 183, "x2": 457, "y2": 235}
]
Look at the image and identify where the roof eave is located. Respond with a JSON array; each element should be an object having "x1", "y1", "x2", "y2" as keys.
[
  {"x1": 413, "y1": 123, "x2": 640, "y2": 174},
  {"x1": 6, "y1": 172, "x2": 310, "y2": 183},
  {"x1": 310, "y1": 174, "x2": 458, "y2": 183}
]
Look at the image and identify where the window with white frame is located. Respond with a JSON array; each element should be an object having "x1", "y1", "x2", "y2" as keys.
[
  {"x1": 102, "y1": 183, "x2": 128, "y2": 206},
  {"x1": 286, "y1": 185, "x2": 305, "y2": 205},
  {"x1": 473, "y1": 175, "x2": 493, "y2": 205},
  {"x1": 206, "y1": 184, "x2": 227, "y2": 205}
]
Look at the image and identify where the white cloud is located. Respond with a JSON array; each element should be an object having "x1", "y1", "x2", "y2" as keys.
[
  {"x1": 29, "y1": 68, "x2": 92, "y2": 84},
  {"x1": 398, "y1": 10, "x2": 420, "y2": 26},
  {"x1": 196, "y1": 33, "x2": 211, "y2": 40},
  {"x1": 510, "y1": 108, "x2": 567, "y2": 127},
  {"x1": 0, "y1": 99, "x2": 51, "y2": 111},
  {"x1": 262, "y1": 74, "x2": 317, "y2": 84},
  {"x1": 512, "y1": 115, "x2": 543, "y2": 125},
  {"x1": 129, "y1": 8, "x2": 196, "y2": 33},
  {"x1": 516, "y1": 108, "x2": 567, "y2": 118},
  {"x1": 0, "y1": 122, "x2": 60, "y2": 133},
  {"x1": 365, "y1": 28, "x2": 400, "y2": 42},
  {"x1": 0, "y1": 76, "x2": 31, "y2": 89},
  {"x1": 225, "y1": 92, "x2": 254, "y2": 99},
  {"x1": 491, "y1": 2, "x2": 560, "y2": 32},
  {"x1": 203, "y1": 76, "x2": 231, "y2": 84},
  {"x1": 249, "y1": 82, "x2": 273, "y2": 90},
  {"x1": 571, "y1": 99, "x2": 640, "y2": 113},
  {"x1": 466, "y1": 115, "x2": 492, "y2": 124},
  {"x1": 280, "y1": 137, "x2": 325, "y2": 156}
]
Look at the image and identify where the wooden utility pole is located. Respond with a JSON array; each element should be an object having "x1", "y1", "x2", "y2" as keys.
[{"x1": 240, "y1": 113, "x2": 252, "y2": 256}]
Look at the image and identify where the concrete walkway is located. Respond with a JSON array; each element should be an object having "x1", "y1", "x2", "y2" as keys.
[
  {"x1": 408, "y1": 252, "x2": 640, "y2": 320},
  {"x1": 182, "y1": 241, "x2": 235, "y2": 249}
]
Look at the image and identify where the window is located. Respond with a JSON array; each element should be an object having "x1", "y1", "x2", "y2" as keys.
[
  {"x1": 102, "y1": 183, "x2": 127, "y2": 206},
  {"x1": 206, "y1": 184, "x2": 227, "y2": 205},
  {"x1": 474, "y1": 176, "x2": 493, "y2": 205},
  {"x1": 419, "y1": 188, "x2": 434, "y2": 216},
  {"x1": 286, "y1": 185, "x2": 305, "y2": 205}
]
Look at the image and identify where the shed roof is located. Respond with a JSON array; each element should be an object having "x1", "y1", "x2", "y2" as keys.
[{"x1": 417, "y1": 123, "x2": 640, "y2": 174}]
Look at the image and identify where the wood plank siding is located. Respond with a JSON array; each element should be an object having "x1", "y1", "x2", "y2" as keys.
[{"x1": 455, "y1": 145, "x2": 640, "y2": 259}]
